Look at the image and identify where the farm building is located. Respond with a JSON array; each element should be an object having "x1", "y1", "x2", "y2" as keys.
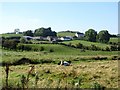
[
  {"x1": 60, "y1": 36, "x2": 72, "y2": 41},
  {"x1": 75, "y1": 32, "x2": 84, "y2": 38}
]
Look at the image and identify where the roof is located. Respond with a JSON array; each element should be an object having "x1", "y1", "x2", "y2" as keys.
[{"x1": 76, "y1": 32, "x2": 84, "y2": 34}]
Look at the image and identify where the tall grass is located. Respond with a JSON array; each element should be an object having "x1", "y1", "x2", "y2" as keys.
[{"x1": 1, "y1": 60, "x2": 118, "y2": 88}]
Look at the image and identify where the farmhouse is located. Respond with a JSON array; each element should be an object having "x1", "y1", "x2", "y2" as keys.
[
  {"x1": 32, "y1": 36, "x2": 44, "y2": 40},
  {"x1": 60, "y1": 36, "x2": 72, "y2": 41},
  {"x1": 23, "y1": 36, "x2": 33, "y2": 40},
  {"x1": 75, "y1": 32, "x2": 84, "y2": 38},
  {"x1": 47, "y1": 36, "x2": 58, "y2": 41}
]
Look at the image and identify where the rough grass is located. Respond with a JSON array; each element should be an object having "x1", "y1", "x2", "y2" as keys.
[{"x1": 1, "y1": 60, "x2": 118, "y2": 88}]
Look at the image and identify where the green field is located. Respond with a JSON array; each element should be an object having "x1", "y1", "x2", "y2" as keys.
[
  {"x1": 109, "y1": 38, "x2": 118, "y2": 43},
  {"x1": 57, "y1": 32, "x2": 75, "y2": 37},
  {"x1": 1, "y1": 42, "x2": 119, "y2": 88},
  {"x1": 1, "y1": 44, "x2": 119, "y2": 64},
  {"x1": 0, "y1": 34, "x2": 23, "y2": 37},
  {"x1": 1, "y1": 33, "x2": 119, "y2": 89},
  {"x1": 63, "y1": 40, "x2": 110, "y2": 49}
]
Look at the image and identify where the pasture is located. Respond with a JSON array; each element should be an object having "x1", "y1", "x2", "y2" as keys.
[
  {"x1": 63, "y1": 40, "x2": 110, "y2": 49},
  {"x1": 1, "y1": 44, "x2": 119, "y2": 64},
  {"x1": 0, "y1": 36, "x2": 119, "y2": 89},
  {"x1": 109, "y1": 38, "x2": 118, "y2": 43},
  {"x1": 1, "y1": 34, "x2": 23, "y2": 37},
  {"x1": 57, "y1": 32, "x2": 75, "y2": 37}
]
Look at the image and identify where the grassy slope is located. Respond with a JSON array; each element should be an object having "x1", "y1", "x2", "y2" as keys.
[
  {"x1": 1, "y1": 44, "x2": 119, "y2": 63},
  {"x1": 57, "y1": 32, "x2": 75, "y2": 37},
  {"x1": 63, "y1": 40, "x2": 110, "y2": 49},
  {"x1": 109, "y1": 37, "x2": 118, "y2": 43},
  {"x1": 0, "y1": 34, "x2": 23, "y2": 37}
]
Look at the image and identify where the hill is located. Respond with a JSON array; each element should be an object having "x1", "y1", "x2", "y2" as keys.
[
  {"x1": 57, "y1": 31, "x2": 77, "y2": 37},
  {"x1": 0, "y1": 33, "x2": 23, "y2": 37},
  {"x1": 62, "y1": 40, "x2": 110, "y2": 49}
]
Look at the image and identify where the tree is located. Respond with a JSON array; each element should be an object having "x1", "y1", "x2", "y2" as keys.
[
  {"x1": 20, "y1": 37, "x2": 26, "y2": 43},
  {"x1": 96, "y1": 30, "x2": 110, "y2": 43},
  {"x1": 23, "y1": 30, "x2": 33, "y2": 36},
  {"x1": 84, "y1": 29, "x2": 97, "y2": 42},
  {"x1": 14, "y1": 28, "x2": 20, "y2": 34},
  {"x1": 34, "y1": 27, "x2": 57, "y2": 37},
  {"x1": 2, "y1": 40, "x2": 18, "y2": 50}
]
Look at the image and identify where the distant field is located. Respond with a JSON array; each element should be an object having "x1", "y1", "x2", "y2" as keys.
[
  {"x1": 57, "y1": 32, "x2": 75, "y2": 37},
  {"x1": 109, "y1": 38, "x2": 118, "y2": 43},
  {"x1": 0, "y1": 34, "x2": 23, "y2": 37},
  {"x1": 63, "y1": 40, "x2": 110, "y2": 49},
  {"x1": 1, "y1": 44, "x2": 119, "y2": 64}
]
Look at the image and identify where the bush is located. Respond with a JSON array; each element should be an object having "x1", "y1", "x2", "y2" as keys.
[
  {"x1": 20, "y1": 37, "x2": 26, "y2": 43},
  {"x1": 90, "y1": 44, "x2": 98, "y2": 51},
  {"x1": 76, "y1": 43, "x2": 83, "y2": 49},
  {"x1": 2, "y1": 39, "x2": 18, "y2": 50},
  {"x1": 17, "y1": 44, "x2": 32, "y2": 51},
  {"x1": 40, "y1": 46, "x2": 44, "y2": 51},
  {"x1": 110, "y1": 45, "x2": 118, "y2": 51},
  {"x1": 92, "y1": 82, "x2": 105, "y2": 89},
  {"x1": 105, "y1": 46, "x2": 110, "y2": 51},
  {"x1": 49, "y1": 48, "x2": 54, "y2": 52}
]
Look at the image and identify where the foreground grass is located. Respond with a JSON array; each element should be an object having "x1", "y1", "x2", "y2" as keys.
[{"x1": 1, "y1": 60, "x2": 118, "y2": 88}]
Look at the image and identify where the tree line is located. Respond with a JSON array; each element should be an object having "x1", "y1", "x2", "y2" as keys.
[
  {"x1": 84, "y1": 29, "x2": 110, "y2": 43},
  {"x1": 23, "y1": 27, "x2": 57, "y2": 37},
  {"x1": 23, "y1": 28, "x2": 112, "y2": 43}
]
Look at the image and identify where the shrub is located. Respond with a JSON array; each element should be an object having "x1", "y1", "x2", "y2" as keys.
[
  {"x1": 40, "y1": 46, "x2": 44, "y2": 51},
  {"x1": 76, "y1": 43, "x2": 83, "y2": 49},
  {"x1": 92, "y1": 82, "x2": 105, "y2": 89},
  {"x1": 2, "y1": 40, "x2": 18, "y2": 50},
  {"x1": 20, "y1": 37, "x2": 26, "y2": 43},
  {"x1": 90, "y1": 44, "x2": 98, "y2": 51},
  {"x1": 49, "y1": 48, "x2": 54, "y2": 52},
  {"x1": 105, "y1": 46, "x2": 110, "y2": 51},
  {"x1": 110, "y1": 45, "x2": 118, "y2": 51}
]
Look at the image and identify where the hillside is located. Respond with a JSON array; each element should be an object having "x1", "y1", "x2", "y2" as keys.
[
  {"x1": 57, "y1": 31, "x2": 76, "y2": 37},
  {"x1": 0, "y1": 33, "x2": 23, "y2": 37},
  {"x1": 62, "y1": 40, "x2": 110, "y2": 49}
]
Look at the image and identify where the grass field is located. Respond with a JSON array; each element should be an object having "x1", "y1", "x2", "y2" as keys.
[
  {"x1": 1, "y1": 44, "x2": 119, "y2": 64},
  {"x1": 63, "y1": 40, "x2": 110, "y2": 49},
  {"x1": 57, "y1": 32, "x2": 75, "y2": 37},
  {"x1": 0, "y1": 33, "x2": 119, "y2": 88},
  {"x1": 0, "y1": 34, "x2": 23, "y2": 37},
  {"x1": 1, "y1": 42, "x2": 119, "y2": 88},
  {"x1": 109, "y1": 38, "x2": 118, "y2": 43}
]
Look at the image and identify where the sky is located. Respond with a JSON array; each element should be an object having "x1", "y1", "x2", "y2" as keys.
[{"x1": 0, "y1": 2, "x2": 118, "y2": 34}]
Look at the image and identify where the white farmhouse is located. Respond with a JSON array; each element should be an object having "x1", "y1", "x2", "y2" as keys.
[
  {"x1": 60, "y1": 36, "x2": 72, "y2": 41},
  {"x1": 75, "y1": 32, "x2": 84, "y2": 38}
]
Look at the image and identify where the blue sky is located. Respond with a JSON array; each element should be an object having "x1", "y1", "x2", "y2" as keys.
[{"x1": 1, "y1": 2, "x2": 118, "y2": 34}]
